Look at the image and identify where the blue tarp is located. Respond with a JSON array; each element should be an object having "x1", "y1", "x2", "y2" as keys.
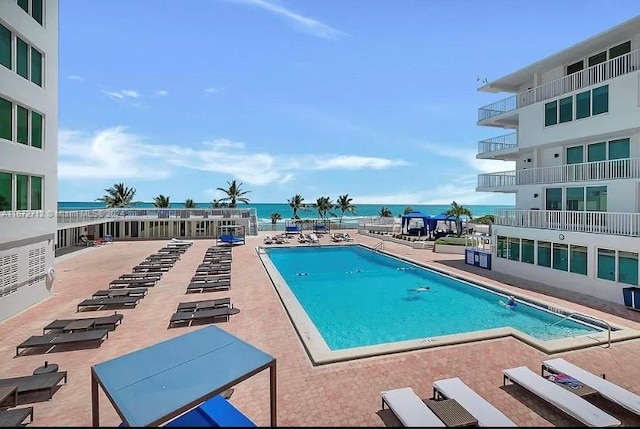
[{"x1": 92, "y1": 325, "x2": 275, "y2": 427}]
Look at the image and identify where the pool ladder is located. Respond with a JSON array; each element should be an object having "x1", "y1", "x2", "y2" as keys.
[
  {"x1": 549, "y1": 312, "x2": 612, "y2": 348},
  {"x1": 373, "y1": 241, "x2": 384, "y2": 252}
]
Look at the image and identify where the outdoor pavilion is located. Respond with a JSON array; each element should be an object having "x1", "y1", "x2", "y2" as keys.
[
  {"x1": 400, "y1": 211, "x2": 431, "y2": 236},
  {"x1": 91, "y1": 325, "x2": 276, "y2": 427}
]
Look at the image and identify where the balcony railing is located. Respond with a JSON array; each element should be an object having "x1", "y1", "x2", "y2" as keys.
[
  {"x1": 478, "y1": 132, "x2": 518, "y2": 156},
  {"x1": 478, "y1": 158, "x2": 640, "y2": 189},
  {"x1": 57, "y1": 208, "x2": 258, "y2": 226},
  {"x1": 478, "y1": 48, "x2": 640, "y2": 122},
  {"x1": 494, "y1": 209, "x2": 640, "y2": 237}
]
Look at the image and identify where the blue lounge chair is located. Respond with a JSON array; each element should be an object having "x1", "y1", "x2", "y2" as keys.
[
  {"x1": 218, "y1": 234, "x2": 244, "y2": 245},
  {"x1": 165, "y1": 395, "x2": 256, "y2": 427}
]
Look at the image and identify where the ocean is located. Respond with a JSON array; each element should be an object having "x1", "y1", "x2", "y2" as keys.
[{"x1": 58, "y1": 202, "x2": 512, "y2": 223}]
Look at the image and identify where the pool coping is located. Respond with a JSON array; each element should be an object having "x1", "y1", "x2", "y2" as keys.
[{"x1": 257, "y1": 244, "x2": 640, "y2": 365}]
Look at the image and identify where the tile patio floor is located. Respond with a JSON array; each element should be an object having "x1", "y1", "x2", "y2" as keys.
[{"x1": 2, "y1": 232, "x2": 640, "y2": 426}]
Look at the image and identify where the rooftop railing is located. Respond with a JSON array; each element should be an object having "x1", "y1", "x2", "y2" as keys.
[
  {"x1": 477, "y1": 132, "x2": 518, "y2": 156},
  {"x1": 478, "y1": 48, "x2": 640, "y2": 122},
  {"x1": 478, "y1": 157, "x2": 640, "y2": 189},
  {"x1": 494, "y1": 209, "x2": 640, "y2": 237},
  {"x1": 57, "y1": 208, "x2": 258, "y2": 226}
]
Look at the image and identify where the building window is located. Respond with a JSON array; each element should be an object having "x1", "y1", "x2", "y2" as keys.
[
  {"x1": 597, "y1": 248, "x2": 616, "y2": 281},
  {"x1": 0, "y1": 97, "x2": 11, "y2": 141},
  {"x1": 17, "y1": 37, "x2": 28, "y2": 79},
  {"x1": 30, "y1": 47, "x2": 42, "y2": 86},
  {"x1": 0, "y1": 24, "x2": 10, "y2": 70},
  {"x1": 566, "y1": 187, "x2": 584, "y2": 211},
  {"x1": 592, "y1": 85, "x2": 608, "y2": 115},
  {"x1": 566, "y1": 60, "x2": 584, "y2": 75},
  {"x1": 559, "y1": 96, "x2": 573, "y2": 123},
  {"x1": 545, "y1": 188, "x2": 562, "y2": 210},
  {"x1": 609, "y1": 41, "x2": 631, "y2": 59},
  {"x1": 575, "y1": 90, "x2": 590, "y2": 119},
  {"x1": 17, "y1": 105, "x2": 29, "y2": 145},
  {"x1": 16, "y1": 174, "x2": 28, "y2": 210},
  {"x1": 496, "y1": 236, "x2": 507, "y2": 258},
  {"x1": 570, "y1": 245, "x2": 588, "y2": 275},
  {"x1": 586, "y1": 186, "x2": 607, "y2": 211},
  {"x1": 588, "y1": 51, "x2": 607, "y2": 67},
  {"x1": 552, "y1": 243, "x2": 568, "y2": 271},
  {"x1": 544, "y1": 101, "x2": 557, "y2": 126},
  {"x1": 30, "y1": 175, "x2": 42, "y2": 210},
  {"x1": 538, "y1": 241, "x2": 551, "y2": 268},
  {"x1": 32, "y1": 0, "x2": 44, "y2": 26},
  {"x1": 566, "y1": 146, "x2": 583, "y2": 164},
  {"x1": 31, "y1": 111, "x2": 42, "y2": 148},
  {"x1": 608, "y1": 138, "x2": 630, "y2": 160},
  {"x1": 619, "y1": 251, "x2": 638, "y2": 286},
  {"x1": 587, "y1": 142, "x2": 606, "y2": 162},
  {"x1": 521, "y1": 239, "x2": 535, "y2": 264},
  {"x1": 18, "y1": 0, "x2": 29, "y2": 13},
  {"x1": 0, "y1": 172, "x2": 11, "y2": 211},
  {"x1": 508, "y1": 237, "x2": 520, "y2": 261}
]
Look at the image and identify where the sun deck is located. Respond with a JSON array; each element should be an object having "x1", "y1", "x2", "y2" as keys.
[{"x1": 2, "y1": 233, "x2": 640, "y2": 426}]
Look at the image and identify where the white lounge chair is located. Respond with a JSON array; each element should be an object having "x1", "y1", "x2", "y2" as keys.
[
  {"x1": 543, "y1": 358, "x2": 640, "y2": 416},
  {"x1": 381, "y1": 387, "x2": 445, "y2": 427},
  {"x1": 433, "y1": 377, "x2": 517, "y2": 427},
  {"x1": 503, "y1": 366, "x2": 621, "y2": 427},
  {"x1": 308, "y1": 233, "x2": 320, "y2": 243}
]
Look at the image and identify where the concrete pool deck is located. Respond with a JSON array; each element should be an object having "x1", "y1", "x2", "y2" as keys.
[{"x1": 0, "y1": 232, "x2": 640, "y2": 426}]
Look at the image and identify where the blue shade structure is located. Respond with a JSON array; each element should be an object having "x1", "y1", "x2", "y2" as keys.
[{"x1": 91, "y1": 325, "x2": 276, "y2": 427}]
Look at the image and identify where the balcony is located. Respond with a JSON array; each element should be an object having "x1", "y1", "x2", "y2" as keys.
[
  {"x1": 477, "y1": 157, "x2": 640, "y2": 191},
  {"x1": 478, "y1": 48, "x2": 640, "y2": 123},
  {"x1": 477, "y1": 132, "x2": 518, "y2": 159},
  {"x1": 494, "y1": 209, "x2": 640, "y2": 237}
]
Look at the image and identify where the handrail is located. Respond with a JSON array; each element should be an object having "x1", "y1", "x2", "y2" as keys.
[
  {"x1": 373, "y1": 241, "x2": 384, "y2": 251},
  {"x1": 549, "y1": 311, "x2": 611, "y2": 348}
]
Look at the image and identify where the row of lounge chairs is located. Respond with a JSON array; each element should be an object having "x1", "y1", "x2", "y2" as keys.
[
  {"x1": 383, "y1": 357, "x2": 640, "y2": 427},
  {"x1": 170, "y1": 245, "x2": 239, "y2": 327}
]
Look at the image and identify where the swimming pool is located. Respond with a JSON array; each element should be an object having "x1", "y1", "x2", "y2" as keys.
[{"x1": 259, "y1": 244, "x2": 634, "y2": 363}]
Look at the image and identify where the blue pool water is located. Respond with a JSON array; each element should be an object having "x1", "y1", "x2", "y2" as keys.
[{"x1": 265, "y1": 245, "x2": 602, "y2": 351}]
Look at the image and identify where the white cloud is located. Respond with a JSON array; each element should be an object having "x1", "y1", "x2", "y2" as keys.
[
  {"x1": 59, "y1": 128, "x2": 408, "y2": 185},
  {"x1": 155, "y1": 90, "x2": 168, "y2": 96},
  {"x1": 204, "y1": 87, "x2": 223, "y2": 96},
  {"x1": 101, "y1": 89, "x2": 141, "y2": 101},
  {"x1": 420, "y1": 142, "x2": 514, "y2": 174},
  {"x1": 68, "y1": 75, "x2": 84, "y2": 81},
  {"x1": 231, "y1": 0, "x2": 347, "y2": 39}
]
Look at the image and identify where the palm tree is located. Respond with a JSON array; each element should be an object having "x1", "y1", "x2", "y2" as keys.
[
  {"x1": 95, "y1": 182, "x2": 136, "y2": 208},
  {"x1": 287, "y1": 194, "x2": 306, "y2": 219},
  {"x1": 211, "y1": 199, "x2": 228, "y2": 208},
  {"x1": 403, "y1": 206, "x2": 414, "y2": 215},
  {"x1": 153, "y1": 194, "x2": 171, "y2": 208},
  {"x1": 445, "y1": 201, "x2": 473, "y2": 237},
  {"x1": 313, "y1": 196, "x2": 336, "y2": 219},
  {"x1": 270, "y1": 212, "x2": 282, "y2": 231},
  {"x1": 216, "y1": 180, "x2": 250, "y2": 208},
  {"x1": 336, "y1": 194, "x2": 357, "y2": 228},
  {"x1": 378, "y1": 206, "x2": 392, "y2": 217},
  {"x1": 185, "y1": 198, "x2": 196, "y2": 208}
]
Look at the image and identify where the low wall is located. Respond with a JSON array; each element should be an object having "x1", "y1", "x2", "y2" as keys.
[
  {"x1": 433, "y1": 244, "x2": 466, "y2": 254},
  {"x1": 358, "y1": 231, "x2": 433, "y2": 249}
]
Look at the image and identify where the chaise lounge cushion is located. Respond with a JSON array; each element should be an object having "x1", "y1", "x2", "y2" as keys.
[{"x1": 381, "y1": 387, "x2": 445, "y2": 427}]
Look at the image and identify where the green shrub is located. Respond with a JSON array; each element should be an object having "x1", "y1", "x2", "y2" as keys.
[{"x1": 435, "y1": 237, "x2": 467, "y2": 246}]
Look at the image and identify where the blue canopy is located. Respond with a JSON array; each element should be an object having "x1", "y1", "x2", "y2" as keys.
[
  {"x1": 425, "y1": 213, "x2": 455, "y2": 232},
  {"x1": 401, "y1": 211, "x2": 430, "y2": 235},
  {"x1": 91, "y1": 325, "x2": 277, "y2": 427}
]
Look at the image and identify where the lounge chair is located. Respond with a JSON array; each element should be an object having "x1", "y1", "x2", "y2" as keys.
[
  {"x1": 0, "y1": 407, "x2": 33, "y2": 426},
  {"x1": 202, "y1": 256, "x2": 233, "y2": 264},
  {"x1": 503, "y1": 366, "x2": 621, "y2": 427},
  {"x1": 169, "y1": 238, "x2": 193, "y2": 245},
  {"x1": 330, "y1": 233, "x2": 344, "y2": 242},
  {"x1": 308, "y1": 233, "x2": 320, "y2": 243},
  {"x1": 119, "y1": 273, "x2": 162, "y2": 281},
  {"x1": 168, "y1": 307, "x2": 240, "y2": 328},
  {"x1": 0, "y1": 371, "x2": 67, "y2": 400},
  {"x1": 109, "y1": 279, "x2": 156, "y2": 288},
  {"x1": 381, "y1": 387, "x2": 445, "y2": 427},
  {"x1": 77, "y1": 296, "x2": 140, "y2": 312},
  {"x1": 191, "y1": 274, "x2": 231, "y2": 282},
  {"x1": 432, "y1": 377, "x2": 516, "y2": 427},
  {"x1": 177, "y1": 298, "x2": 231, "y2": 311},
  {"x1": 542, "y1": 358, "x2": 640, "y2": 416},
  {"x1": 165, "y1": 394, "x2": 255, "y2": 427},
  {"x1": 195, "y1": 267, "x2": 231, "y2": 276},
  {"x1": 132, "y1": 265, "x2": 171, "y2": 273},
  {"x1": 93, "y1": 288, "x2": 148, "y2": 298},
  {"x1": 186, "y1": 280, "x2": 231, "y2": 293},
  {"x1": 43, "y1": 313, "x2": 123, "y2": 335},
  {"x1": 16, "y1": 330, "x2": 110, "y2": 356},
  {"x1": 218, "y1": 234, "x2": 245, "y2": 245}
]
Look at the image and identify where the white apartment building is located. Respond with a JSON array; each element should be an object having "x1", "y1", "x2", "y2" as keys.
[
  {"x1": 0, "y1": 0, "x2": 58, "y2": 321},
  {"x1": 476, "y1": 15, "x2": 640, "y2": 305}
]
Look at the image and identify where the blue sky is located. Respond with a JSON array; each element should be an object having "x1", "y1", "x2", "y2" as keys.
[{"x1": 58, "y1": 0, "x2": 640, "y2": 204}]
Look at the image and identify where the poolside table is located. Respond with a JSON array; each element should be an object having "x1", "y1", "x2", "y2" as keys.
[
  {"x1": 424, "y1": 398, "x2": 478, "y2": 427},
  {"x1": 0, "y1": 385, "x2": 18, "y2": 408}
]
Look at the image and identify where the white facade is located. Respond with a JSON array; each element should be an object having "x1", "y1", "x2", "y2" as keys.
[
  {"x1": 0, "y1": 0, "x2": 58, "y2": 321},
  {"x1": 476, "y1": 15, "x2": 640, "y2": 305}
]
